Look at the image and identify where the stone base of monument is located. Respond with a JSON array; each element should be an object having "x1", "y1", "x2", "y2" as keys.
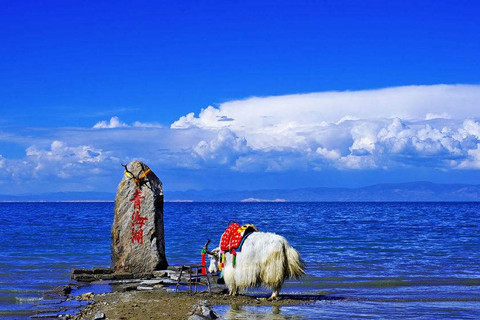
[
  {"x1": 26, "y1": 265, "x2": 225, "y2": 319},
  {"x1": 70, "y1": 265, "x2": 222, "y2": 293}
]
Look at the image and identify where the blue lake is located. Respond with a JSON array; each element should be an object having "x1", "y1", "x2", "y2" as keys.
[{"x1": 1, "y1": 202, "x2": 479, "y2": 319}]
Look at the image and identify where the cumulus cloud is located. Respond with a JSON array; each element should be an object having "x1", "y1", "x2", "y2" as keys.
[
  {"x1": 460, "y1": 144, "x2": 480, "y2": 169},
  {"x1": 26, "y1": 140, "x2": 103, "y2": 163},
  {"x1": 2, "y1": 84, "x2": 480, "y2": 194},
  {"x1": 25, "y1": 140, "x2": 108, "y2": 178},
  {"x1": 171, "y1": 84, "x2": 480, "y2": 171},
  {"x1": 172, "y1": 84, "x2": 480, "y2": 131},
  {"x1": 316, "y1": 147, "x2": 341, "y2": 161},
  {"x1": 193, "y1": 129, "x2": 249, "y2": 167},
  {"x1": 93, "y1": 116, "x2": 128, "y2": 129},
  {"x1": 93, "y1": 116, "x2": 162, "y2": 129}
]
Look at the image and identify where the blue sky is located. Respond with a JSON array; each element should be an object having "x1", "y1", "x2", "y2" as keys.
[{"x1": 1, "y1": 1, "x2": 480, "y2": 194}]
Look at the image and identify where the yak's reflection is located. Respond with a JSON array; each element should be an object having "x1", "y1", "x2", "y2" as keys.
[{"x1": 221, "y1": 303, "x2": 307, "y2": 320}]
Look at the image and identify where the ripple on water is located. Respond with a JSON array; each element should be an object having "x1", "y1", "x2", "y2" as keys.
[{"x1": 0, "y1": 202, "x2": 479, "y2": 319}]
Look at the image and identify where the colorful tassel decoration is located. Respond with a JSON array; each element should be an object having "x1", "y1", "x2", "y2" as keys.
[
  {"x1": 201, "y1": 248, "x2": 207, "y2": 275},
  {"x1": 219, "y1": 251, "x2": 225, "y2": 271},
  {"x1": 232, "y1": 249, "x2": 237, "y2": 268},
  {"x1": 219, "y1": 251, "x2": 225, "y2": 278}
]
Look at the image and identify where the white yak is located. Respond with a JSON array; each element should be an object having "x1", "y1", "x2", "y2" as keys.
[{"x1": 208, "y1": 231, "x2": 305, "y2": 300}]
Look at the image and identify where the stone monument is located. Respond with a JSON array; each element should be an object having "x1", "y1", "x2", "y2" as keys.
[{"x1": 111, "y1": 160, "x2": 168, "y2": 273}]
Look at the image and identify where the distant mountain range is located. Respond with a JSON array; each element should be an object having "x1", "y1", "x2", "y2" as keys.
[
  {"x1": 167, "y1": 182, "x2": 480, "y2": 202},
  {"x1": 2, "y1": 182, "x2": 480, "y2": 202}
]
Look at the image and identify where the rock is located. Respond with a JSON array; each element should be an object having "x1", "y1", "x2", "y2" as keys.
[
  {"x1": 140, "y1": 279, "x2": 163, "y2": 285},
  {"x1": 93, "y1": 311, "x2": 105, "y2": 320},
  {"x1": 132, "y1": 272, "x2": 153, "y2": 279},
  {"x1": 77, "y1": 292, "x2": 95, "y2": 301},
  {"x1": 203, "y1": 306, "x2": 219, "y2": 318},
  {"x1": 160, "y1": 278, "x2": 177, "y2": 285},
  {"x1": 95, "y1": 273, "x2": 115, "y2": 280},
  {"x1": 73, "y1": 274, "x2": 96, "y2": 282},
  {"x1": 92, "y1": 267, "x2": 113, "y2": 274},
  {"x1": 168, "y1": 272, "x2": 181, "y2": 281},
  {"x1": 137, "y1": 286, "x2": 154, "y2": 290},
  {"x1": 168, "y1": 270, "x2": 194, "y2": 281},
  {"x1": 152, "y1": 270, "x2": 169, "y2": 277},
  {"x1": 50, "y1": 285, "x2": 72, "y2": 296},
  {"x1": 112, "y1": 272, "x2": 134, "y2": 280},
  {"x1": 187, "y1": 315, "x2": 209, "y2": 320},
  {"x1": 167, "y1": 265, "x2": 186, "y2": 271},
  {"x1": 71, "y1": 268, "x2": 93, "y2": 275},
  {"x1": 110, "y1": 279, "x2": 141, "y2": 284},
  {"x1": 190, "y1": 301, "x2": 219, "y2": 319},
  {"x1": 72, "y1": 267, "x2": 115, "y2": 281},
  {"x1": 112, "y1": 284, "x2": 138, "y2": 292},
  {"x1": 111, "y1": 161, "x2": 168, "y2": 274}
]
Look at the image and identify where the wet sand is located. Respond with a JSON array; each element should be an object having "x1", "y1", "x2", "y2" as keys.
[{"x1": 73, "y1": 290, "x2": 316, "y2": 320}]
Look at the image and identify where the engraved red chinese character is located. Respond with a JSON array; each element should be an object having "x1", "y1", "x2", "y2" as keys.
[
  {"x1": 131, "y1": 229, "x2": 144, "y2": 244},
  {"x1": 130, "y1": 189, "x2": 147, "y2": 244}
]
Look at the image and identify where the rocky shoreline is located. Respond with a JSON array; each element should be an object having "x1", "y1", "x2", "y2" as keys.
[
  {"x1": 72, "y1": 290, "x2": 315, "y2": 320},
  {"x1": 31, "y1": 266, "x2": 319, "y2": 319}
]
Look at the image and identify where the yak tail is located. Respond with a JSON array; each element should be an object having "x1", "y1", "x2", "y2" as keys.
[{"x1": 284, "y1": 243, "x2": 306, "y2": 279}]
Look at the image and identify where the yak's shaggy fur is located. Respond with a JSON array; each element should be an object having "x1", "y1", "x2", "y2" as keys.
[{"x1": 208, "y1": 232, "x2": 305, "y2": 299}]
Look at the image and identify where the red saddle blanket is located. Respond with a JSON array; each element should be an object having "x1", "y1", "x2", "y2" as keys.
[{"x1": 220, "y1": 223, "x2": 258, "y2": 252}]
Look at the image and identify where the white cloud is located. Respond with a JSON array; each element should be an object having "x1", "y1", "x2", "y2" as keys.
[
  {"x1": 132, "y1": 121, "x2": 162, "y2": 128},
  {"x1": 337, "y1": 154, "x2": 377, "y2": 170},
  {"x1": 193, "y1": 129, "x2": 249, "y2": 166},
  {"x1": 93, "y1": 116, "x2": 129, "y2": 128},
  {"x1": 336, "y1": 115, "x2": 359, "y2": 124},
  {"x1": 25, "y1": 140, "x2": 107, "y2": 178},
  {"x1": 459, "y1": 144, "x2": 480, "y2": 169},
  {"x1": 93, "y1": 116, "x2": 163, "y2": 129},
  {"x1": 172, "y1": 84, "x2": 480, "y2": 131},
  {"x1": 3, "y1": 84, "x2": 480, "y2": 194},
  {"x1": 26, "y1": 140, "x2": 104, "y2": 163},
  {"x1": 461, "y1": 119, "x2": 480, "y2": 139},
  {"x1": 316, "y1": 147, "x2": 341, "y2": 160},
  {"x1": 425, "y1": 112, "x2": 450, "y2": 120},
  {"x1": 170, "y1": 84, "x2": 480, "y2": 171},
  {"x1": 349, "y1": 122, "x2": 379, "y2": 155}
]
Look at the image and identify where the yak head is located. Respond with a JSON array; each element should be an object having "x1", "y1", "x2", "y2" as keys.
[{"x1": 208, "y1": 247, "x2": 220, "y2": 274}]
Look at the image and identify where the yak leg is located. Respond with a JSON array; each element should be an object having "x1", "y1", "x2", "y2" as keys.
[
  {"x1": 229, "y1": 286, "x2": 238, "y2": 296},
  {"x1": 227, "y1": 279, "x2": 238, "y2": 296},
  {"x1": 268, "y1": 285, "x2": 281, "y2": 301}
]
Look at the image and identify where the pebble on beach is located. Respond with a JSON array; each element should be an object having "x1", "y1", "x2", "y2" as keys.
[
  {"x1": 77, "y1": 292, "x2": 95, "y2": 301},
  {"x1": 188, "y1": 300, "x2": 220, "y2": 320},
  {"x1": 93, "y1": 311, "x2": 105, "y2": 320}
]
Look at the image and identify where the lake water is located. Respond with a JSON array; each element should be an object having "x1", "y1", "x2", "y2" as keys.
[{"x1": 1, "y1": 202, "x2": 479, "y2": 319}]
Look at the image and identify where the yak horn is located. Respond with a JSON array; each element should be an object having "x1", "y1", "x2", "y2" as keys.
[{"x1": 203, "y1": 239, "x2": 218, "y2": 257}]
